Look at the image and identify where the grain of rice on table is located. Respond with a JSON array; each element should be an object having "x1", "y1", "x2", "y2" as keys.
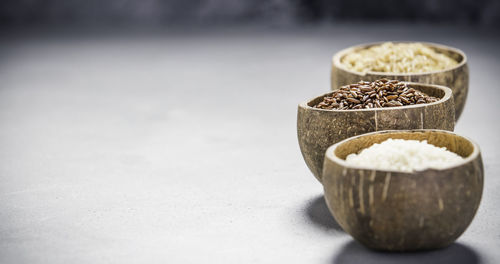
[
  {"x1": 341, "y1": 42, "x2": 458, "y2": 73},
  {"x1": 345, "y1": 138, "x2": 464, "y2": 172}
]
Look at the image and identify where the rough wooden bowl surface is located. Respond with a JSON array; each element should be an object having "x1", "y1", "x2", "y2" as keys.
[
  {"x1": 322, "y1": 129, "x2": 483, "y2": 251},
  {"x1": 331, "y1": 42, "x2": 468, "y2": 121},
  {"x1": 297, "y1": 82, "x2": 455, "y2": 183}
]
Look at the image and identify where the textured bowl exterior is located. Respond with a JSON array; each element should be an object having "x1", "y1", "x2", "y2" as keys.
[
  {"x1": 322, "y1": 130, "x2": 483, "y2": 251},
  {"x1": 331, "y1": 42, "x2": 468, "y2": 121},
  {"x1": 297, "y1": 83, "x2": 455, "y2": 183}
]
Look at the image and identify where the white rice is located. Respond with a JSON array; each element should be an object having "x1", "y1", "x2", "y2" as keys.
[{"x1": 344, "y1": 138, "x2": 464, "y2": 172}]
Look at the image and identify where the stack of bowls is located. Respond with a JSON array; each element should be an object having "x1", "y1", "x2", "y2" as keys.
[{"x1": 297, "y1": 42, "x2": 483, "y2": 251}]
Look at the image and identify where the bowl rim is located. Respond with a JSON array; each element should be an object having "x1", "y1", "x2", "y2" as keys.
[
  {"x1": 332, "y1": 41, "x2": 468, "y2": 76},
  {"x1": 324, "y1": 129, "x2": 480, "y2": 174},
  {"x1": 299, "y1": 82, "x2": 453, "y2": 113}
]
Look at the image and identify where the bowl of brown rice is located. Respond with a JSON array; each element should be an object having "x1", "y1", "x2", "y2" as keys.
[
  {"x1": 331, "y1": 42, "x2": 468, "y2": 121},
  {"x1": 297, "y1": 79, "x2": 455, "y2": 183}
]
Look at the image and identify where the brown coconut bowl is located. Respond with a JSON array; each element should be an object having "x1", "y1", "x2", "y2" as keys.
[
  {"x1": 322, "y1": 129, "x2": 483, "y2": 251},
  {"x1": 331, "y1": 42, "x2": 468, "y2": 121},
  {"x1": 297, "y1": 82, "x2": 455, "y2": 183}
]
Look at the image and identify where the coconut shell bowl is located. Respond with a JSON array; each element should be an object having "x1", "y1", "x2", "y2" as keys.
[
  {"x1": 322, "y1": 129, "x2": 483, "y2": 251},
  {"x1": 297, "y1": 82, "x2": 455, "y2": 183},
  {"x1": 331, "y1": 42, "x2": 468, "y2": 121}
]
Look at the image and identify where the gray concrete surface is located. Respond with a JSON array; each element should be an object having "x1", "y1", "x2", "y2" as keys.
[{"x1": 0, "y1": 24, "x2": 499, "y2": 263}]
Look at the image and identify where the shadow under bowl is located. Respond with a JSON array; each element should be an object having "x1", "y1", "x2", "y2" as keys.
[
  {"x1": 322, "y1": 129, "x2": 483, "y2": 251},
  {"x1": 331, "y1": 41, "x2": 468, "y2": 121},
  {"x1": 297, "y1": 82, "x2": 455, "y2": 183}
]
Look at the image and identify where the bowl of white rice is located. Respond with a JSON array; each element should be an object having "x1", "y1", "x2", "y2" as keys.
[
  {"x1": 331, "y1": 42, "x2": 468, "y2": 121},
  {"x1": 322, "y1": 129, "x2": 483, "y2": 251}
]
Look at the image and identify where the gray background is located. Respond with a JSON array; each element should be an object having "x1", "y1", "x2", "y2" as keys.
[
  {"x1": 0, "y1": 0, "x2": 499, "y2": 262},
  {"x1": 1, "y1": 0, "x2": 500, "y2": 26},
  {"x1": 0, "y1": 24, "x2": 499, "y2": 263}
]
